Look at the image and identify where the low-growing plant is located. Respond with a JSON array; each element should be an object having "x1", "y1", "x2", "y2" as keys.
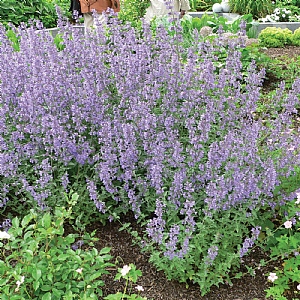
[
  {"x1": 104, "y1": 264, "x2": 146, "y2": 300},
  {"x1": 262, "y1": 55, "x2": 300, "y2": 90},
  {"x1": 0, "y1": 193, "x2": 115, "y2": 299},
  {"x1": 260, "y1": 190, "x2": 300, "y2": 300},
  {"x1": 258, "y1": 27, "x2": 293, "y2": 47},
  {"x1": 292, "y1": 27, "x2": 300, "y2": 46}
]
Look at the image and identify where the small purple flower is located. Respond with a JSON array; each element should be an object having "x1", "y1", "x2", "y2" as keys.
[
  {"x1": 71, "y1": 239, "x2": 84, "y2": 250},
  {"x1": 205, "y1": 245, "x2": 219, "y2": 265}
]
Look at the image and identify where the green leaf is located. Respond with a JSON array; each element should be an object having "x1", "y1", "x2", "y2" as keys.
[
  {"x1": 99, "y1": 247, "x2": 111, "y2": 255},
  {"x1": 32, "y1": 268, "x2": 42, "y2": 281},
  {"x1": 52, "y1": 288, "x2": 63, "y2": 298},
  {"x1": 33, "y1": 281, "x2": 40, "y2": 291},
  {"x1": 24, "y1": 230, "x2": 34, "y2": 240},
  {"x1": 40, "y1": 285, "x2": 52, "y2": 291},
  {"x1": 57, "y1": 254, "x2": 69, "y2": 261},
  {"x1": 12, "y1": 217, "x2": 20, "y2": 229},
  {"x1": 21, "y1": 214, "x2": 34, "y2": 228},
  {"x1": 89, "y1": 271, "x2": 106, "y2": 281},
  {"x1": 42, "y1": 292, "x2": 52, "y2": 300},
  {"x1": 41, "y1": 213, "x2": 52, "y2": 229}
]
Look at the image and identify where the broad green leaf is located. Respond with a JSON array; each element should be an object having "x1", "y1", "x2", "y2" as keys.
[{"x1": 42, "y1": 292, "x2": 52, "y2": 300}]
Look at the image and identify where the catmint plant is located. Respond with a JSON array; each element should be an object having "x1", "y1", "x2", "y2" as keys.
[{"x1": 1, "y1": 14, "x2": 300, "y2": 295}]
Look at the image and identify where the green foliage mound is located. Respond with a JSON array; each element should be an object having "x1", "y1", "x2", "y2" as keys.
[
  {"x1": 292, "y1": 27, "x2": 300, "y2": 46},
  {"x1": 118, "y1": 0, "x2": 150, "y2": 27},
  {"x1": 258, "y1": 27, "x2": 293, "y2": 47}
]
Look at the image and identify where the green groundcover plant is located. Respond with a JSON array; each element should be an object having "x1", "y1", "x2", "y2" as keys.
[
  {"x1": 0, "y1": 197, "x2": 113, "y2": 299},
  {"x1": 1, "y1": 13, "x2": 300, "y2": 297},
  {"x1": 258, "y1": 27, "x2": 294, "y2": 47},
  {"x1": 252, "y1": 189, "x2": 300, "y2": 300},
  {"x1": 0, "y1": 193, "x2": 146, "y2": 299}
]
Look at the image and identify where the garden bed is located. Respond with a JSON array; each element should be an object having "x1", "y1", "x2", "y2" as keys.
[{"x1": 188, "y1": 12, "x2": 300, "y2": 37}]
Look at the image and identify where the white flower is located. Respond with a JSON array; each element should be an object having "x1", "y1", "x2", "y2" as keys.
[
  {"x1": 268, "y1": 272, "x2": 278, "y2": 282},
  {"x1": 15, "y1": 276, "x2": 25, "y2": 292},
  {"x1": 76, "y1": 268, "x2": 83, "y2": 274},
  {"x1": 135, "y1": 285, "x2": 144, "y2": 292},
  {"x1": 284, "y1": 220, "x2": 293, "y2": 229},
  {"x1": 296, "y1": 192, "x2": 300, "y2": 204},
  {"x1": 297, "y1": 284, "x2": 300, "y2": 290},
  {"x1": 120, "y1": 265, "x2": 131, "y2": 277},
  {"x1": 0, "y1": 231, "x2": 11, "y2": 239}
]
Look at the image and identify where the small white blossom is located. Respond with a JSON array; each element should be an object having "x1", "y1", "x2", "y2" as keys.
[
  {"x1": 120, "y1": 265, "x2": 131, "y2": 277},
  {"x1": 296, "y1": 192, "x2": 300, "y2": 204},
  {"x1": 135, "y1": 285, "x2": 144, "y2": 292},
  {"x1": 268, "y1": 272, "x2": 278, "y2": 282},
  {"x1": 0, "y1": 231, "x2": 11, "y2": 239},
  {"x1": 76, "y1": 268, "x2": 83, "y2": 274},
  {"x1": 15, "y1": 276, "x2": 25, "y2": 292},
  {"x1": 284, "y1": 220, "x2": 293, "y2": 229},
  {"x1": 297, "y1": 284, "x2": 300, "y2": 290}
]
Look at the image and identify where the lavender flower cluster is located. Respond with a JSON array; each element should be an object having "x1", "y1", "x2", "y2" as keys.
[{"x1": 0, "y1": 18, "x2": 300, "y2": 267}]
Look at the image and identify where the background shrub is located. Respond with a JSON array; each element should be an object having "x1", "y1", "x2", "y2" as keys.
[
  {"x1": 0, "y1": 0, "x2": 71, "y2": 28},
  {"x1": 292, "y1": 27, "x2": 300, "y2": 46},
  {"x1": 229, "y1": 0, "x2": 274, "y2": 19},
  {"x1": 118, "y1": 0, "x2": 150, "y2": 27}
]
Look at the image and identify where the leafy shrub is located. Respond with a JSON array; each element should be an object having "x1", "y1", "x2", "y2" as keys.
[
  {"x1": 0, "y1": 0, "x2": 59, "y2": 28},
  {"x1": 0, "y1": 197, "x2": 147, "y2": 299},
  {"x1": 258, "y1": 27, "x2": 293, "y2": 47},
  {"x1": 1, "y1": 18, "x2": 300, "y2": 295},
  {"x1": 0, "y1": 197, "x2": 115, "y2": 299},
  {"x1": 293, "y1": 27, "x2": 300, "y2": 46},
  {"x1": 260, "y1": 189, "x2": 300, "y2": 300},
  {"x1": 118, "y1": 0, "x2": 150, "y2": 27}
]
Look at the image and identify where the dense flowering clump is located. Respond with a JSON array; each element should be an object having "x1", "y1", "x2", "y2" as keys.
[{"x1": 0, "y1": 16, "x2": 300, "y2": 294}]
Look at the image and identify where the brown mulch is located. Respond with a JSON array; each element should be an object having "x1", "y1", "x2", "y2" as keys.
[{"x1": 261, "y1": 45, "x2": 300, "y2": 59}]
